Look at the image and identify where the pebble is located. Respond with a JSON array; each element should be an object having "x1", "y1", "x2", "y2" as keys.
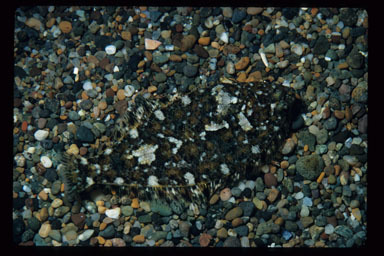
[
  {"x1": 198, "y1": 37, "x2": 210, "y2": 46},
  {"x1": 296, "y1": 154, "x2": 324, "y2": 181},
  {"x1": 222, "y1": 7, "x2": 233, "y2": 18},
  {"x1": 34, "y1": 130, "x2": 49, "y2": 141},
  {"x1": 220, "y1": 188, "x2": 232, "y2": 201},
  {"x1": 59, "y1": 21, "x2": 72, "y2": 33},
  {"x1": 281, "y1": 138, "x2": 295, "y2": 155},
  {"x1": 133, "y1": 234, "x2": 145, "y2": 243},
  {"x1": 105, "y1": 45, "x2": 116, "y2": 55},
  {"x1": 217, "y1": 228, "x2": 228, "y2": 239},
  {"x1": 209, "y1": 194, "x2": 219, "y2": 205},
  {"x1": 264, "y1": 173, "x2": 277, "y2": 187},
  {"x1": 181, "y1": 35, "x2": 197, "y2": 51},
  {"x1": 183, "y1": 65, "x2": 198, "y2": 77},
  {"x1": 235, "y1": 57, "x2": 250, "y2": 70},
  {"x1": 225, "y1": 207, "x2": 243, "y2": 221},
  {"x1": 51, "y1": 198, "x2": 63, "y2": 208},
  {"x1": 199, "y1": 233, "x2": 212, "y2": 247},
  {"x1": 145, "y1": 38, "x2": 162, "y2": 50},
  {"x1": 223, "y1": 236, "x2": 241, "y2": 247},
  {"x1": 25, "y1": 17, "x2": 42, "y2": 30},
  {"x1": 38, "y1": 223, "x2": 51, "y2": 238},
  {"x1": 40, "y1": 156, "x2": 52, "y2": 168}
]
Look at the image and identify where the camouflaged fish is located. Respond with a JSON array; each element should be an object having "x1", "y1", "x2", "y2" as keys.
[{"x1": 59, "y1": 78, "x2": 297, "y2": 204}]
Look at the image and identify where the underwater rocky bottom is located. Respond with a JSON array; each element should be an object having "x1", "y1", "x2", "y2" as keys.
[{"x1": 60, "y1": 79, "x2": 301, "y2": 207}]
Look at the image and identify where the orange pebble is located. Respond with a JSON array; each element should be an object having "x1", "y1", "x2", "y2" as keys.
[
  {"x1": 334, "y1": 165, "x2": 341, "y2": 176},
  {"x1": 21, "y1": 121, "x2": 28, "y2": 132},
  {"x1": 131, "y1": 198, "x2": 139, "y2": 209},
  {"x1": 317, "y1": 171, "x2": 325, "y2": 183},
  {"x1": 303, "y1": 144, "x2": 309, "y2": 152}
]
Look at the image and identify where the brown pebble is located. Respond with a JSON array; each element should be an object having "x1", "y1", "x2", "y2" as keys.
[
  {"x1": 105, "y1": 88, "x2": 115, "y2": 97},
  {"x1": 38, "y1": 223, "x2": 51, "y2": 238},
  {"x1": 231, "y1": 218, "x2": 243, "y2": 227},
  {"x1": 199, "y1": 233, "x2": 212, "y2": 247},
  {"x1": 64, "y1": 101, "x2": 73, "y2": 109},
  {"x1": 71, "y1": 213, "x2": 86, "y2": 228},
  {"x1": 38, "y1": 190, "x2": 48, "y2": 201},
  {"x1": 322, "y1": 106, "x2": 330, "y2": 119},
  {"x1": 345, "y1": 106, "x2": 352, "y2": 121},
  {"x1": 37, "y1": 118, "x2": 47, "y2": 129},
  {"x1": 98, "y1": 101, "x2": 107, "y2": 110},
  {"x1": 220, "y1": 188, "x2": 232, "y2": 201},
  {"x1": 59, "y1": 21, "x2": 72, "y2": 33},
  {"x1": 117, "y1": 89, "x2": 126, "y2": 100},
  {"x1": 334, "y1": 110, "x2": 345, "y2": 119},
  {"x1": 267, "y1": 188, "x2": 280, "y2": 202},
  {"x1": 121, "y1": 31, "x2": 132, "y2": 41},
  {"x1": 79, "y1": 147, "x2": 88, "y2": 156},
  {"x1": 280, "y1": 160, "x2": 289, "y2": 169},
  {"x1": 264, "y1": 173, "x2": 277, "y2": 187},
  {"x1": 209, "y1": 194, "x2": 219, "y2": 205},
  {"x1": 148, "y1": 85, "x2": 157, "y2": 93},
  {"x1": 175, "y1": 24, "x2": 183, "y2": 33},
  {"x1": 169, "y1": 54, "x2": 182, "y2": 62},
  {"x1": 235, "y1": 56, "x2": 250, "y2": 70},
  {"x1": 133, "y1": 234, "x2": 145, "y2": 243}
]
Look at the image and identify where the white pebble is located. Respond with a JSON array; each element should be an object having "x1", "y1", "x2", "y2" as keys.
[
  {"x1": 40, "y1": 156, "x2": 53, "y2": 168},
  {"x1": 294, "y1": 191, "x2": 304, "y2": 200},
  {"x1": 154, "y1": 110, "x2": 165, "y2": 121},
  {"x1": 324, "y1": 224, "x2": 335, "y2": 234},
  {"x1": 79, "y1": 229, "x2": 94, "y2": 241},
  {"x1": 14, "y1": 154, "x2": 26, "y2": 167},
  {"x1": 34, "y1": 130, "x2": 49, "y2": 141},
  {"x1": 220, "y1": 32, "x2": 229, "y2": 44},
  {"x1": 124, "y1": 85, "x2": 136, "y2": 97},
  {"x1": 105, "y1": 207, "x2": 121, "y2": 219},
  {"x1": 83, "y1": 81, "x2": 93, "y2": 91},
  {"x1": 291, "y1": 44, "x2": 303, "y2": 56},
  {"x1": 22, "y1": 185, "x2": 31, "y2": 193},
  {"x1": 105, "y1": 45, "x2": 116, "y2": 55}
]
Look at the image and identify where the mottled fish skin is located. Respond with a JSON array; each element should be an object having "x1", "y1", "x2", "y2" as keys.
[{"x1": 61, "y1": 80, "x2": 296, "y2": 204}]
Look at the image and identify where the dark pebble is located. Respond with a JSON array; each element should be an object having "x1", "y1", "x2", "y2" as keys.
[
  {"x1": 99, "y1": 224, "x2": 116, "y2": 239},
  {"x1": 13, "y1": 197, "x2": 25, "y2": 210},
  {"x1": 332, "y1": 130, "x2": 352, "y2": 143},
  {"x1": 138, "y1": 214, "x2": 152, "y2": 224},
  {"x1": 71, "y1": 213, "x2": 86, "y2": 228},
  {"x1": 223, "y1": 236, "x2": 241, "y2": 247},
  {"x1": 358, "y1": 114, "x2": 368, "y2": 134},
  {"x1": 45, "y1": 98, "x2": 60, "y2": 114},
  {"x1": 239, "y1": 201, "x2": 255, "y2": 217},
  {"x1": 234, "y1": 225, "x2": 248, "y2": 237},
  {"x1": 183, "y1": 65, "x2": 198, "y2": 78},
  {"x1": 21, "y1": 229, "x2": 35, "y2": 242},
  {"x1": 13, "y1": 217, "x2": 25, "y2": 237},
  {"x1": 46, "y1": 118, "x2": 58, "y2": 130},
  {"x1": 296, "y1": 154, "x2": 324, "y2": 181},
  {"x1": 80, "y1": 99, "x2": 93, "y2": 110},
  {"x1": 323, "y1": 116, "x2": 338, "y2": 130},
  {"x1": 313, "y1": 36, "x2": 330, "y2": 55},
  {"x1": 241, "y1": 188, "x2": 252, "y2": 198},
  {"x1": 193, "y1": 45, "x2": 209, "y2": 58},
  {"x1": 27, "y1": 217, "x2": 40, "y2": 232},
  {"x1": 40, "y1": 139, "x2": 53, "y2": 150},
  {"x1": 76, "y1": 126, "x2": 95, "y2": 143},
  {"x1": 232, "y1": 8, "x2": 246, "y2": 24}
]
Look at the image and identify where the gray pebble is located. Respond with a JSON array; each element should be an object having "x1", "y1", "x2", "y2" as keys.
[
  {"x1": 183, "y1": 65, "x2": 198, "y2": 78},
  {"x1": 231, "y1": 187, "x2": 242, "y2": 197},
  {"x1": 323, "y1": 117, "x2": 338, "y2": 130},
  {"x1": 154, "y1": 72, "x2": 167, "y2": 83}
]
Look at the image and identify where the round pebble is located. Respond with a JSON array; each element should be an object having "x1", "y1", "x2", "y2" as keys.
[{"x1": 105, "y1": 45, "x2": 116, "y2": 55}]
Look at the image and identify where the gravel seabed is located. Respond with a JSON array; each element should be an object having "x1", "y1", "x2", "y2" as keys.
[{"x1": 13, "y1": 6, "x2": 367, "y2": 247}]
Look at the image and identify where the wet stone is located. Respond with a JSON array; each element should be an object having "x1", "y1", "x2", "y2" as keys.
[{"x1": 296, "y1": 154, "x2": 324, "y2": 181}]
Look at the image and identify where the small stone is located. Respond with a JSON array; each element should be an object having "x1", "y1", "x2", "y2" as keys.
[
  {"x1": 26, "y1": 17, "x2": 42, "y2": 30},
  {"x1": 121, "y1": 31, "x2": 131, "y2": 41},
  {"x1": 198, "y1": 37, "x2": 210, "y2": 46},
  {"x1": 222, "y1": 7, "x2": 233, "y2": 18},
  {"x1": 51, "y1": 198, "x2": 63, "y2": 208},
  {"x1": 223, "y1": 236, "x2": 241, "y2": 247},
  {"x1": 217, "y1": 227, "x2": 228, "y2": 239},
  {"x1": 71, "y1": 213, "x2": 86, "y2": 228},
  {"x1": 181, "y1": 34, "x2": 197, "y2": 52},
  {"x1": 111, "y1": 238, "x2": 126, "y2": 247},
  {"x1": 220, "y1": 188, "x2": 232, "y2": 201},
  {"x1": 199, "y1": 233, "x2": 212, "y2": 247},
  {"x1": 280, "y1": 160, "x2": 289, "y2": 169},
  {"x1": 38, "y1": 190, "x2": 48, "y2": 201},
  {"x1": 169, "y1": 54, "x2": 182, "y2": 62},
  {"x1": 281, "y1": 138, "x2": 295, "y2": 155},
  {"x1": 40, "y1": 156, "x2": 52, "y2": 168},
  {"x1": 183, "y1": 65, "x2": 198, "y2": 77},
  {"x1": 247, "y1": 7, "x2": 263, "y2": 15},
  {"x1": 154, "y1": 72, "x2": 167, "y2": 82},
  {"x1": 34, "y1": 130, "x2": 49, "y2": 141},
  {"x1": 160, "y1": 30, "x2": 171, "y2": 39},
  {"x1": 105, "y1": 45, "x2": 116, "y2": 55},
  {"x1": 133, "y1": 234, "x2": 145, "y2": 243},
  {"x1": 225, "y1": 207, "x2": 243, "y2": 221},
  {"x1": 209, "y1": 194, "x2": 219, "y2": 205},
  {"x1": 245, "y1": 71, "x2": 262, "y2": 83},
  {"x1": 301, "y1": 216, "x2": 314, "y2": 228},
  {"x1": 37, "y1": 118, "x2": 47, "y2": 129},
  {"x1": 39, "y1": 223, "x2": 51, "y2": 238},
  {"x1": 296, "y1": 154, "x2": 324, "y2": 181},
  {"x1": 324, "y1": 224, "x2": 335, "y2": 235},
  {"x1": 117, "y1": 89, "x2": 126, "y2": 101},
  {"x1": 264, "y1": 173, "x2": 277, "y2": 187},
  {"x1": 334, "y1": 110, "x2": 345, "y2": 119},
  {"x1": 267, "y1": 188, "x2": 279, "y2": 202},
  {"x1": 351, "y1": 208, "x2": 362, "y2": 221},
  {"x1": 121, "y1": 205, "x2": 134, "y2": 216},
  {"x1": 235, "y1": 57, "x2": 250, "y2": 70},
  {"x1": 79, "y1": 229, "x2": 94, "y2": 241},
  {"x1": 131, "y1": 198, "x2": 139, "y2": 209},
  {"x1": 145, "y1": 38, "x2": 162, "y2": 50},
  {"x1": 67, "y1": 144, "x2": 79, "y2": 155},
  {"x1": 59, "y1": 21, "x2": 72, "y2": 33},
  {"x1": 226, "y1": 61, "x2": 235, "y2": 74}
]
